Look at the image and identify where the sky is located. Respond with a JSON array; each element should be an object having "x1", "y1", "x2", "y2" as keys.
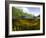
[
  {"x1": 21, "y1": 7, "x2": 40, "y2": 16},
  {"x1": 14, "y1": 7, "x2": 40, "y2": 16}
]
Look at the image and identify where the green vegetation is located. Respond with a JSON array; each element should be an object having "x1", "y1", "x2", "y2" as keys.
[
  {"x1": 12, "y1": 7, "x2": 40, "y2": 31},
  {"x1": 12, "y1": 7, "x2": 33, "y2": 19}
]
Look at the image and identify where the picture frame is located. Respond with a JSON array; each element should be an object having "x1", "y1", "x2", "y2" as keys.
[{"x1": 5, "y1": 1, "x2": 45, "y2": 38}]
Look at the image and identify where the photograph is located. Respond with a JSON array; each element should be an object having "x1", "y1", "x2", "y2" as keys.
[
  {"x1": 9, "y1": 3, "x2": 43, "y2": 35},
  {"x1": 12, "y1": 6, "x2": 40, "y2": 31},
  {"x1": 5, "y1": 1, "x2": 45, "y2": 37}
]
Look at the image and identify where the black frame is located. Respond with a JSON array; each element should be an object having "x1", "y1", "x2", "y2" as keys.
[{"x1": 5, "y1": 1, "x2": 45, "y2": 38}]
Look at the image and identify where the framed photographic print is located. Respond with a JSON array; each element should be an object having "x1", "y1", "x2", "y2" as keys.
[{"x1": 5, "y1": 1, "x2": 45, "y2": 37}]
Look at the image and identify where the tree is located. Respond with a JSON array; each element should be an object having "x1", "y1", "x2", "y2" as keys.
[{"x1": 12, "y1": 7, "x2": 33, "y2": 19}]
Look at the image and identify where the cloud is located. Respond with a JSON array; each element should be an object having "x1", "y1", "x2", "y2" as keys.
[
  {"x1": 21, "y1": 8, "x2": 30, "y2": 13},
  {"x1": 21, "y1": 7, "x2": 40, "y2": 16},
  {"x1": 15, "y1": 7, "x2": 40, "y2": 16}
]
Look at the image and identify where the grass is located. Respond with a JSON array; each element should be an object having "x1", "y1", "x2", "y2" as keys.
[{"x1": 12, "y1": 19, "x2": 40, "y2": 31}]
